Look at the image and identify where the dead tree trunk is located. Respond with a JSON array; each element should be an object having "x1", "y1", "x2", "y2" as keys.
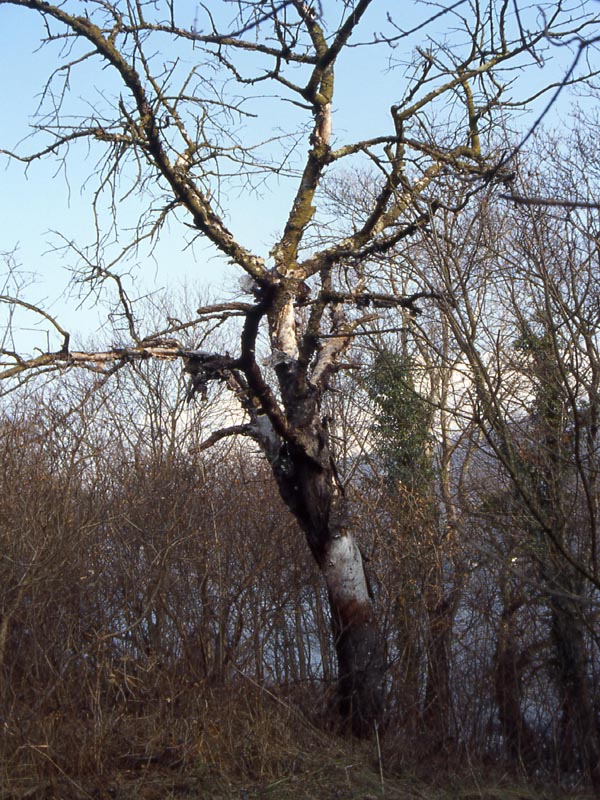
[
  {"x1": 271, "y1": 433, "x2": 385, "y2": 736},
  {"x1": 190, "y1": 278, "x2": 389, "y2": 735}
]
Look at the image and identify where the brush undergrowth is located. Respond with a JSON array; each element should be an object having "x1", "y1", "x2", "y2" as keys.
[{"x1": 1, "y1": 681, "x2": 594, "y2": 800}]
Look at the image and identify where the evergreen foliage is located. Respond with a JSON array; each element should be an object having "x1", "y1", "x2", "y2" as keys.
[{"x1": 366, "y1": 350, "x2": 434, "y2": 494}]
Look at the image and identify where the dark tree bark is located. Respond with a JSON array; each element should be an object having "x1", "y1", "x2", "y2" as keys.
[
  {"x1": 272, "y1": 433, "x2": 384, "y2": 735},
  {"x1": 493, "y1": 594, "x2": 534, "y2": 764},
  {"x1": 422, "y1": 587, "x2": 452, "y2": 741},
  {"x1": 547, "y1": 570, "x2": 600, "y2": 789}
]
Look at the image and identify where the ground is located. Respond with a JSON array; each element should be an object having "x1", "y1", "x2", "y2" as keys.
[{"x1": 4, "y1": 743, "x2": 594, "y2": 800}]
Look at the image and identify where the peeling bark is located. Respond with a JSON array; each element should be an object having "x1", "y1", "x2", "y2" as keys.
[
  {"x1": 324, "y1": 531, "x2": 385, "y2": 735},
  {"x1": 270, "y1": 434, "x2": 385, "y2": 736},
  {"x1": 271, "y1": 295, "x2": 300, "y2": 361}
]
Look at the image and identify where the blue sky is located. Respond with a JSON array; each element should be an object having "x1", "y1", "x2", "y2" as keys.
[{"x1": 0, "y1": 1, "x2": 597, "y2": 354}]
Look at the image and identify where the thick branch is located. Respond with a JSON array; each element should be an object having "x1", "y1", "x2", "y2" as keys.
[
  {"x1": 2, "y1": 0, "x2": 267, "y2": 280},
  {"x1": 194, "y1": 424, "x2": 253, "y2": 452},
  {"x1": 271, "y1": 2, "x2": 375, "y2": 270}
]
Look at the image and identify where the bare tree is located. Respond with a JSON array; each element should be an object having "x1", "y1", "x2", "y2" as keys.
[
  {"x1": 0, "y1": 0, "x2": 598, "y2": 735},
  {"x1": 417, "y1": 139, "x2": 600, "y2": 782}
]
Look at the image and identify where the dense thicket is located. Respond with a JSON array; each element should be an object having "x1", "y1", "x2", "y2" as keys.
[{"x1": 2, "y1": 222, "x2": 600, "y2": 794}]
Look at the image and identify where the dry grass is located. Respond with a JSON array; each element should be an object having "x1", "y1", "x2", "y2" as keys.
[{"x1": 2, "y1": 682, "x2": 595, "y2": 800}]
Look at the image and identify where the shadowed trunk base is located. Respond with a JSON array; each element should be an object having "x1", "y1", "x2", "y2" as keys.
[{"x1": 333, "y1": 601, "x2": 385, "y2": 737}]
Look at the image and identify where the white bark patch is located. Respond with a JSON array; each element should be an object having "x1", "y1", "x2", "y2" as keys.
[
  {"x1": 310, "y1": 333, "x2": 350, "y2": 387},
  {"x1": 317, "y1": 102, "x2": 332, "y2": 145},
  {"x1": 250, "y1": 414, "x2": 280, "y2": 462},
  {"x1": 274, "y1": 298, "x2": 299, "y2": 360},
  {"x1": 324, "y1": 533, "x2": 370, "y2": 605},
  {"x1": 265, "y1": 349, "x2": 294, "y2": 368}
]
